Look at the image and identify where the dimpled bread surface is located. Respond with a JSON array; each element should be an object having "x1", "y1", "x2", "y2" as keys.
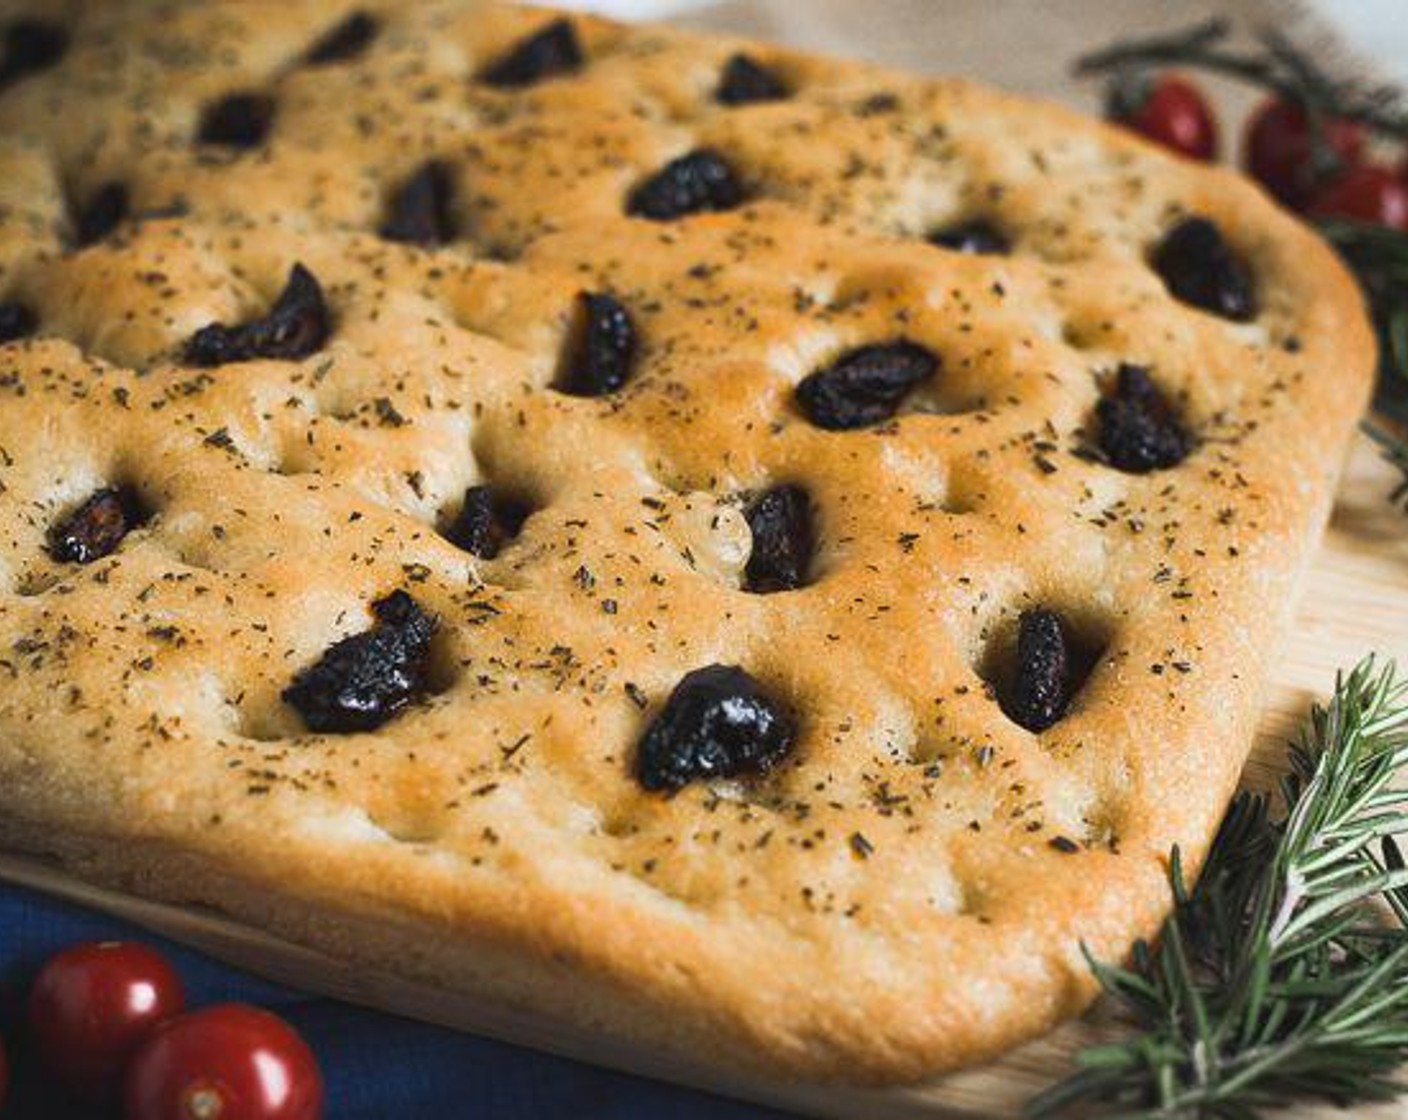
[{"x1": 0, "y1": 0, "x2": 1375, "y2": 1083}]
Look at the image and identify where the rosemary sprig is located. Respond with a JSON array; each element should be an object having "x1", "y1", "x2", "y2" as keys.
[
  {"x1": 1314, "y1": 219, "x2": 1408, "y2": 503},
  {"x1": 1315, "y1": 220, "x2": 1408, "y2": 397},
  {"x1": 1366, "y1": 423, "x2": 1408, "y2": 508},
  {"x1": 1028, "y1": 657, "x2": 1408, "y2": 1118},
  {"x1": 1075, "y1": 19, "x2": 1408, "y2": 139}
]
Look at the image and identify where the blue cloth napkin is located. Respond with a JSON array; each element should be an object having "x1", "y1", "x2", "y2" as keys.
[{"x1": 0, "y1": 884, "x2": 794, "y2": 1119}]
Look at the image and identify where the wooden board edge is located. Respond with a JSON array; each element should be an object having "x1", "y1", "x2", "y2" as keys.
[{"x1": 0, "y1": 848, "x2": 1019, "y2": 1119}]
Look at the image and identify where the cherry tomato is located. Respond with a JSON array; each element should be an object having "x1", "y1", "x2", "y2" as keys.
[
  {"x1": 1243, "y1": 96, "x2": 1364, "y2": 210},
  {"x1": 1106, "y1": 72, "x2": 1218, "y2": 161},
  {"x1": 124, "y1": 1003, "x2": 323, "y2": 1120},
  {"x1": 28, "y1": 940, "x2": 185, "y2": 1097},
  {"x1": 1309, "y1": 164, "x2": 1408, "y2": 228}
]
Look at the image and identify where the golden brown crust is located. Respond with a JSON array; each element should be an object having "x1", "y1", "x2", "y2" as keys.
[{"x1": 0, "y1": 0, "x2": 1376, "y2": 1082}]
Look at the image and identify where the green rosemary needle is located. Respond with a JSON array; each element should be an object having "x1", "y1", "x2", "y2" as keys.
[
  {"x1": 1315, "y1": 219, "x2": 1408, "y2": 505},
  {"x1": 1028, "y1": 657, "x2": 1408, "y2": 1119}
]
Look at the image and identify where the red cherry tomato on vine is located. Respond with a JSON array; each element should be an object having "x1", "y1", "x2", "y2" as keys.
[
  {"x1": 28, "y1": 940, "x2": 185, "y2": 1097},
  {"x1": 1106, "y1": 72, "x2": 1218, "y2": 161},
  {"x1": 1309, "y1": 164, "x2": 1408, "y2": 228},
  {"x1": 124, "y1": 1003, "x2": 323, "y2": 1120},
  {"x1": 1243, "y1": 96, "x2": 1365, "y2": 210}
]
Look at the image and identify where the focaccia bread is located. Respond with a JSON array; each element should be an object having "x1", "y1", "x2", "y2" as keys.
[{"x1": 0, "y1": 0, "x2": 1375, "y2": 1083}]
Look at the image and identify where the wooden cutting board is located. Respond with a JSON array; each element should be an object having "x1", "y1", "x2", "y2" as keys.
[{"x1": 2, "y1": 432, "x2": 1405, "y2": 1119}]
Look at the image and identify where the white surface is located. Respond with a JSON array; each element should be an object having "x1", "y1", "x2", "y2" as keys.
[{"x1": 1313, "y1": 0, "x2": 1408, "y2": 82}]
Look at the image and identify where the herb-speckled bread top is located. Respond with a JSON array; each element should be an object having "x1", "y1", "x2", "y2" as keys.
[{"x1": 0, "y1": 0, "x2": 1375, "y2": 1082}]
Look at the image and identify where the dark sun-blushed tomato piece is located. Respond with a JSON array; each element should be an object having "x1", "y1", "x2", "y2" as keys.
[
  {"x1": 0, "y1": 300, "x2": 36, "y2": 343},
  {"x1": 627, "y1": 149, "x2": 745, "y2": 221},
  {"x1": 480, "y1": 18, "x2": 582, "y2": 87},
  {"x1": 635, "y1": 665, "x2": 796, "y2": 791},
  {"x1": 794, "y1": 341, "x2": 938, "y2": 430},
  {"x1": 1150, "y1": 217, "x2": 1255, "y2": 322},
  {"x1": 304, "y1": 10, "x2": 379, "y2": 65},
  {"x1": 198, "y1": 92, "x2": 276, "y2": 147},
  {"x1": 928, "y1": 220, "x2": 1009, "y2": 255},
  {"x1": 1096, "y1": 364, "x2": 1192, "y2": 474},
  {"x1": 185, "y1": 263, "x2": 330, "y2": 366},
  {"x1": 380, "y1": 161, "x2": 456, "y2": 245},
  {"x1": 282, "y1": 590, "x2": 437, "y2": 733},
  {"x1": 743, "y1": 484, "x2": 813, "y2": 593},
  {"x1": 557, "y1": 291, "x2": 637, "y2": 396},
  {"x1": 74, "y1": 182, "x2": 129, "y2": 247},
  {"x1": 716, "y1": 53, "x2": 788, "y2": 105},
  {"x1": 0, "y1": 18, "x2": 69, "y2": 90},
  {"x1": 442, "y1": 485, "x2": 531, "y2": 559},
  {"x1": 1002, "y1": 609, "x2": 1073, "y2": 733},
  {"x1": 48, "y1": 487, "x2": 148, "y2": 564}
]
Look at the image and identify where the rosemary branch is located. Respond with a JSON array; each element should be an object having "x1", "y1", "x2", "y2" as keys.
[
  {"x1": 1028, "y1": 657, "x2": 1408, "y2": 1118},
  {"x1": 1366, "y1": 424, "x2": 1408, "y2": 508},
  {"x1": 1075, "y1": 19, "x2": 1408, "y2": 139},
  {"x1": 1314, "y1": 219, "x2": 1408, "y2": 504}
]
